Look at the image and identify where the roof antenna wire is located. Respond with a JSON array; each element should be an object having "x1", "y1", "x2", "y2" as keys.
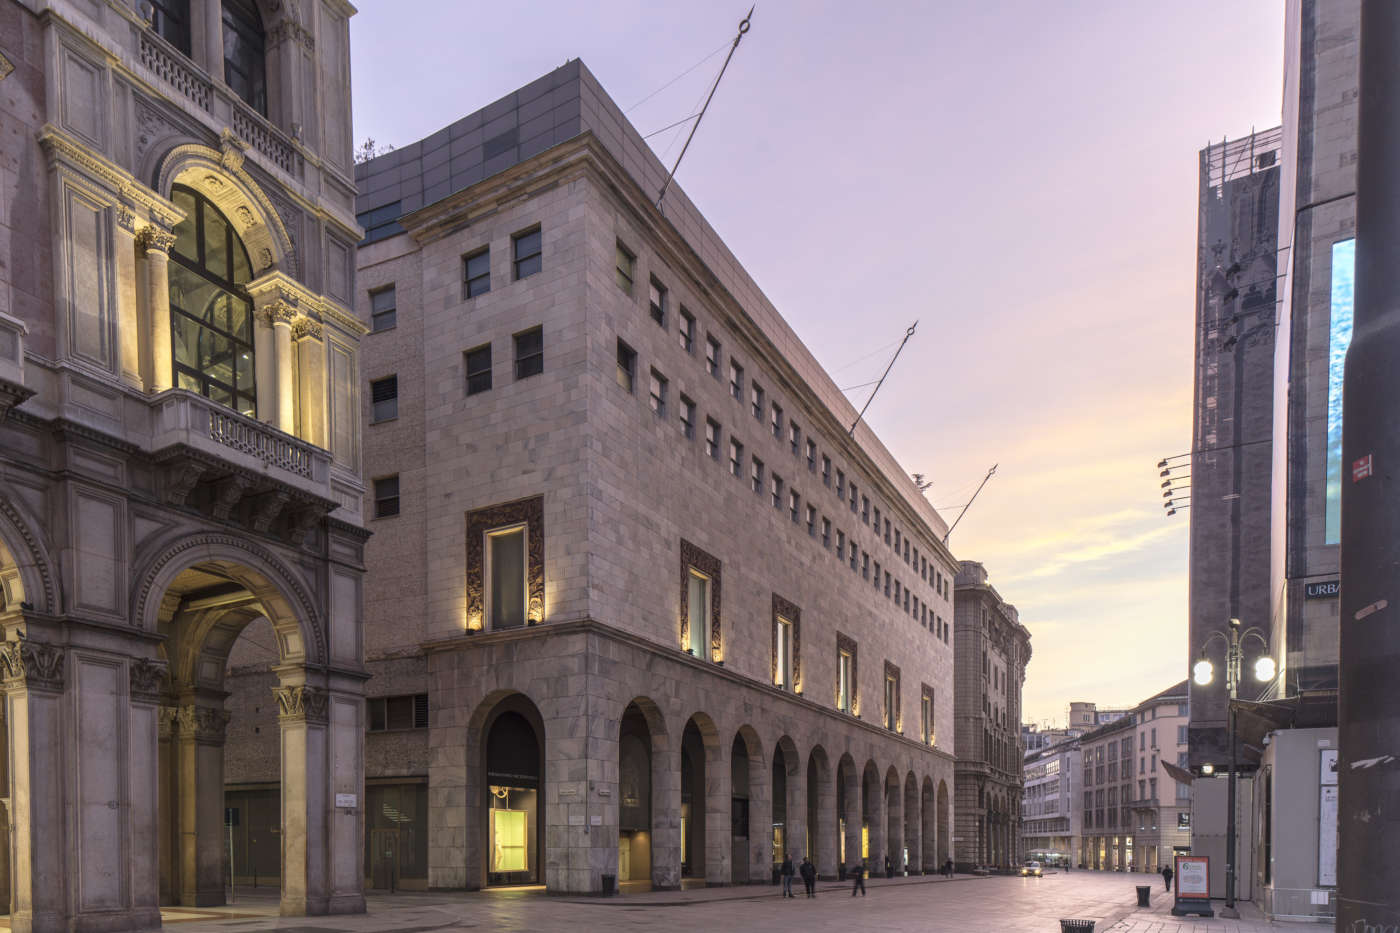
[{"x1": 848, "y1": 321, "x2": 917, "y2": 438}]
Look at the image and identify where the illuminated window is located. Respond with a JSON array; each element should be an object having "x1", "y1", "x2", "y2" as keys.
[
  {"x1": 221, "y1": 0, "x2": 267, "y2": 115},
  {"x1": 485, "y1": 525, "x2": 526, "y2": 630},
  {"x1": 838, "y1": 649, "x2": 853, "y2": 713},
  {"x1": 687, "y1": 569, "x2": 711, "y2": 658},
  {"x1": 775, "y1": 616, "x2": 793, "y2": 689}
]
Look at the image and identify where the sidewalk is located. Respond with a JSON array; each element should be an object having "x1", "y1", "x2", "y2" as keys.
[
  {"x1": 1103, "y1": 886, "x2": 1285, "y2": 933},
  {"x1": 563, "y1": 870, "x2": 986, "y2": 906}
]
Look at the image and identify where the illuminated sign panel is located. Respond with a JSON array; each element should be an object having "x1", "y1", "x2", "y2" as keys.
[{"x1": 1324, "y1": 238, "x2": 1355, "y2": 545}]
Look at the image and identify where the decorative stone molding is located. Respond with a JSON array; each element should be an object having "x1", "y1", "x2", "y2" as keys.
[
  {"x1": 175, "y1": 704, "x2": 231, "y2": 744},
  {"x1": 157, "y1": 705, "x2": 179, "y2": 739},
  {"x1": 771, "y1": 592, "x2": 801, "y2": 691},
  {"x1": 210, "y1": 474, "x2": 251, "y2": 520},
  {"x1": 218, "y1": 128, "x2": 249, "y2": 173},
  {"x1": 679, "y1": 539, "x2": 723, "y2": 661},
  {"x1": 250, "y1": 490, "x2": 291, "y2": 532},
  {"x1": 836, "y1": 632, "x2": 858, "y2": 713},
  {"x1": 257, "y1": 302, "x2": 297, "y2": 327},
  {"x1": 162, "y1": 460, "x2": 207, "y2": 505},
  {"x1": 137, "y1": 225, "x2": 177, "y2": 254},
  {"x1": 37, "y1": 125, "x2": 183, "y2": 226},
  {"x1": 291, "y1": 317, "x2": 322, "y2": 341},
  {"x1": 0, "y1": 50, "x2": 14, "y2": 82},
  {"x1": 0, "y1": 639, "x2": 65, "y2": 693},
  {"x1": 129, "y1": 657, "x2": 170, "y2": 703},
  {"x1": 269, "y1": 20, "x2": 315, "y2": 50},
  {"x1": 274, "y1": 684, "x2": 329, "y2": 723},
  {"x1": 0, "y1": 380, "x2": 36, "y2": 424},
  {"x1": 465, "y1": 496, "x2": 545, "y2": 631},
  {"x1": 0, "y1": 497, "x2": 54, "y2": 613},
  {"x1": 116, "y1": 203, "x2": 140, "y2": 235}
]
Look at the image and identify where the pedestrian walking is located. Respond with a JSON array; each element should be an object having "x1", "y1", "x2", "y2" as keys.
[
  {"x1": 850, "y1": 861, "x2": 866, "y2": 896},
  {"x1": 884, "y1": 855, "x2": 892, "y2": 879},
  {"x1": 1161, "y1": 863, "x2": 1173, "y2": 892},
  {"x1": 780, "y1": 853, "x2": 795, "y2": 898},
  {"x1": 800, "y1": 856, "x2": 817, "y2": 898},
  {"x1": 943, "y1": 858, "x2": 954, "y2": 878}
]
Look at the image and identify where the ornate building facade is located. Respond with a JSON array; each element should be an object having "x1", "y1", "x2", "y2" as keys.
[
  {"x1": 0, "y1": 0, "x2": 365, "y2": 929},
  {"x1": 952, "y1": 560, "x2": 1031, "y2": 870},
  {"x1": 353, "y1": 60, "x2": 959, "y2": 894}
]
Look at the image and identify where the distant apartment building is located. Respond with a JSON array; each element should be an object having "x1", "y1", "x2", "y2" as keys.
[
  {"x1": 1125, "y1": 682, "x2": 1191, "y2": 874},
  {"x1": 1021, "y1": 737, "x2": 1081, "y2": 868},
  {"x1": 1077, "y1": 714, "x2": 1135, "y2": 871},
  {"x1": 953, "y1": 561, "x2": 1031, "y2": 870}
]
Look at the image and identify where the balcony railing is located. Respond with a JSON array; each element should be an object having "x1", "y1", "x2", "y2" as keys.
[
  {"x1": 150, "y1": 391, "x2": 329, "y2": 491},
  {"x1": 232, "y1": 104, "x2": 298, "y2": 177},
  {"x1": 139, "y1": 31, "x2": 212, "y2": 112}
]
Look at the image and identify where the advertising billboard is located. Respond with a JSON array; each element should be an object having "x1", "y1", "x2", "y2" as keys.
[{"x1": 1324, "y1": 238, "x2": 1355, "y2": 545}]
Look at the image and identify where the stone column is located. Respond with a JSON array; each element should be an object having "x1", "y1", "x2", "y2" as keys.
[
  {"x1": 905, "y1": 789, "x2": 921, "y2": 874},
  {"x1": 138, "y1": 225, "x2": 176, "y2": 393},
  {"x1": 127, "y1": 660, "x2": 166, "y2": 919},
  {"x1": 814, "y1": 765, "x2": 838, "y2": 879},
  {"x1": 704, "y1": 740, "x2": 731, "y2": 886},
  {"x1": 276, "y1": 682, "x2": 329, "y2": 915},
  {"x1": 265, "y1": 304, "x2": 297, "y2": 433},
  {"x1": 293, "y1": 318, "x2": 326, "y2": 447},
  {"x1": 1, "y1": 640, "x2": 67, "y2": 933},
  {"x1": 885, "y1": 783, "x2": 901, "y2": 875},
  {"x1": 841, "y1": 775, "x2": 861, "y2": 876},
  {"x1": 114, "y1": 205, "x2": 143, "y2": 387},
  {"x1": 649, "y1": 730, "x2": 680, "y2": 890},
  {"x1": 747, "y1": 759, "x2": 772, "y2": 885},
  {"x1": 175, "y1": 700, "x2": 230, "y2": 907},
  {"x1": 866, "y1": 781, "x2": 886, "y2": 876},
  {"x1": 784, "y1": 762, "x2": 807, "y2": 869}
]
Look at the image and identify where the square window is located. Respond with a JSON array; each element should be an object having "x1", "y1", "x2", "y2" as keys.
[
  {"x1": 373, "y1": 475, "x2": 400, "y2": 517},
  {"x1": 729, "y1": 438, "x2": 744, "y2": 477},
  {"x1": 615, "y1": 241, "x2": 635, "y2": 294},
  {"x1": 649, "y1": 277, "x2": 667, "y2": 327},
  {"x1": 512, "y1": 227, "x2": 542, "y2": 280},
  {"x1": 463, "y1": 248, "x2": 491, "y2": 298},
  {"x1": 465, "y1": 344, "x2": 492, "y2": 395},
  {"x1": 706, "y1": 335, "x2": 721, "y2": 378},
  {"x1": 649, "y1": 368, "x2": 668, "y2": 416},
  {"x1": 616, "y1": 339, "x2": 637, "y2": 393},
  {"x1": 678, "y1": 307, "x2": 695, "y2": 353},
  {"x1": 514, "y1": 327, "x2": 543, "y2": 379},
  {"x1": 679, "y1": 395, "x2": 696, "y2": 439},
  {"x1": 751, "y1": 457, "x2": 765, "y2": 494},
  {"x1": 705, "y1": 418, "x2": 721, "y2": 460},
  {"x1": 729, "y1": 359, "x2": 744, "y2": 400},
  {"x1": 751, "y1": 383, "x2": 764, "y2": 419},
  {"x1": 370, "y1": 286, "x2": 396, "y2": 332},
  {"x1": 370, "y1": 375, "x2": 398, "y2": 422}
]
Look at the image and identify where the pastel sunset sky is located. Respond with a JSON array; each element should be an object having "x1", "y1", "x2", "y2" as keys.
[{"x1": 351, "y1": 1, "x2": 1285, "y2": 725}]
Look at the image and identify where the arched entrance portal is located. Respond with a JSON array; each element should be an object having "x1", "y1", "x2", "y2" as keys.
[
  {"x1": 861, "y1": 760, "x2": 882, "y2": 874},
  {"x1": 921, "y1": 777, "x2": 937, "y2": 872},
  {"x1": 937, "y1": 779, "x2": 951, "y2": 865},
  {"x1": 837, "y1": 754, "x2": 859, "y2": 875},
  {"x1": 806, "y1": 745, "x2": 834, "y2": 877},
  {"x1": 903, "y1": 772, "x2": 919, "y2": 875},
  {"x1": 618, "y1": 703, "x2": 653, "y2": 886},
  {"x1": 480, "y1": 697, "x2": 544, "y2": 886},
  {"x1": 680, "y1": 714, "x2": 721, "y2": 883}
]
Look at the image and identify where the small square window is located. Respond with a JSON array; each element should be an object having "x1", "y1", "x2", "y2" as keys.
[
  {"x1": 751, "y1": 457, "x2": 765, "y2": 493},
  {"x1": 373, "y1": 475, "x2": 400, "y2": 518},
  {"x1": 678, "y1": 308, "x2": 695, "y2": 353},
  {"x1": 679, "y1": 395, "x2": 696, "y2": 438},
  {"x1": 370, "y1": 375, "x2": 398, "y2": 422},
  {"x1": 465, "y1": 344, "x2": 492, "y2": 395},
  {"x1": 513, "y1": 227, "x2": 542, "y2": 280},
  {"x1": 616, "y1": 339, "x2": 636, "y2": 393},
  {"x1": 729, "y1": 359, "x2": 743, "y2": 400},
  {"x1": 615, "y1": 241, "x2": 635, "y2": 294},
  {"x1": 705, "y1": 418, "x2": 721, "y2": 460},
  {"x1": 463, "y1": 248, "x2": 491, "y2": 298},
  {"x1": 370, "y1": 286, "x2": 396, "y2": 332},
  {"x1": 729, "y1": 438, "x2": 744, "y2": 477},
  {"x1": 649, "y1": 368, "x2": 668, "y2": 416},
  {"x1": 514, "y1": 327, "x2": 543, "y2": 379},
  {"x1": 706, "y1": 336, "x2": 721, "y2": 378},
  {"x1": 649, "y1": 277, "x2": 667, "y2": 327}
]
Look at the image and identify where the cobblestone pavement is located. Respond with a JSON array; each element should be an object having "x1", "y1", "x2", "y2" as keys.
[{"x1": 59, "y1": 870, "x2": 1295, "y2": 933}]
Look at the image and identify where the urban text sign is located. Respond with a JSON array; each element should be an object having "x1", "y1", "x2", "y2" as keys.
[
  {"x1": 1175, "y1": 856, "x2": 1209, "y2": 899},
  {"x1": 1306, "y1": 580, "x2": 1341, "y2": 599}
]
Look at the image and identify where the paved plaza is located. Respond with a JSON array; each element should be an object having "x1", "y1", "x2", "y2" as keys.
[{"x1": 0, "y1": 871, "x2": 1292, "y2": 933}]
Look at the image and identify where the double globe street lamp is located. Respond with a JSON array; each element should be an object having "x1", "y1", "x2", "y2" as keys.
[{"x1": 1192, "y1": 617, "x2": 1275, "y2": 918}]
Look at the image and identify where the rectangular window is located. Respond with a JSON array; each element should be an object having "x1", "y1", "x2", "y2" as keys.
[
  {"x1": 513, "y1": 327, "x2": 543, "y2": 379},
  {"x1": 678, "y1": 307, "x2": 695, "y2": 353},
  {"x1": 771, "y1": 474, "x2": 783, "y2": 509},
  {"x1": 806, "y1": 439, "x2": 817, "y2": 472},
  {"x1": 616, "y1": 339, "x2": 636, "y2": 393},
  {"x1": 821, "y1": 517, "x2": 831, "y2": 547},
  {"x1": 729, "y1": 438, "x2": 744, "y2": 477},
  {"x1": 1178, "y1": 725, "x2": 1188, "y2": 745},
  {"x1": 884, "y1": 518, "x2": 891, "y2": 545},
  {"x1": 837, "y1": 529, "x2": 846, "y2": 558},
  {"x1": 706, "y1": 335, "x2": 721, "y2": 378},
  {"x1": 687, "y1": 569, "x2": 711, "y2": 657},
  {"x1": 751, "y1": 457, "x2": 765, "y2": 494},
  {"x1": 648, "y1": 277, "x2": 667, "y2": 327},
  {"x1": 862, "y1": 552, "x2": 870, "y2": 580},
  {"x1": 512, "y1": 227, "x2": 542, "y2": 279},
  {"x1": 873, "y1": 505, "x2": 881, "y2": 532},
  {"x1": 873, "y1": 561, "x2": 881, "y2": 589},
  {"x1": 373, "y1": 475, "x2": 400, "y2": 518},
  {"x1": 884, "y1": 571, "x2": 891, "y2": 596},
  {"x1": 885, "y1": 674, "x2": 898, "y2": 730},
  {"x1": 729, "y1": 359, "x2": 744, "y2": 400},
  {"x1": 366, "y1": 694, "x2": 430, "y2": 732},
  {"x1": 771, "y1": 402, "x2": 783, "y2": 438},
  {"x1": 849, "y1": 483, "x2": 858, "y2": 513},
  {"x1": 821, "y1": 455, "x2": 831, "y2": 486},
  {"x1": 789, "y1": 422, "x2": 800, "y2": 456},
  {"x1": 649, "y1": 368, "x2": 667, "y2": 416},
  {"x1": 465, "y1": 344, "x2": 492, "y2": 396},
  {"x1": 680, "y1": 395, "x2": 696, "y2": 439},
  {"x1": 705, "y1": 418, "x2": 721, "y2": 460},
  {"x1": 370, "y1": 286, "x2": 396, "y2": 332},
  {"x1": 921, "y1": 691, "x2": 934, "y2": 744},
  {"x1": 894, "y1": 529, "x2": 901, "y2": 553},
  {"x1": 805, "y1": 504, "x2": 816, "y2": 536},
  {"x1": 485, "y1": 524, "x2": 526, "y2": 629},
  {"x1": 775, "y1": 616, "x2": 793, "y2": 689},
  {"x1": 789, "y1": 489, "x2": 800, "y2": 523},
  {"x1": 751, "y1": 383, "x2": 764, "y2": 419},
  {"x1": 849, "y1": 543, "x2": 858, "y2": 571},
  {"x1": 615, "y1": 241, "x2": 635, "y2": 294},
  {"x1": 862, "y1": 496, "x2": 870, "y2": 523},
  {"x1": 463, "y1": 248, "x2": 491, "y2": 298},
  {"x1": 838, "y1": 649, "x2": 854, "y2": 713},
  {"x1": 836, "y1": 469, "x2": 845, "y2": 497},
  {"x1": 371, "y1": 375, "x2": 398, "y2": 422}
]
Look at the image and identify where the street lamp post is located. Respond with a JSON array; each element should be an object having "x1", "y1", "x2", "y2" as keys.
[{"x1": 1192, "y1": 617, "x2": 1274, "y2": 919}]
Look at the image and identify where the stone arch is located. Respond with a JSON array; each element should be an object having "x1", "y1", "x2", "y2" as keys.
[
  {"x1": 681, "y1": 712, "x2": 723, "y2": 884},
  {"x1": 772, "y1": 735, "x2": 801, "y2": 866},
  {"x1": 132, "y1": 531, "x2": 324, "y2": 666},
  {"x1": 806, "y1": 744, "x2": 835, "y2": 876},
  {"x1": 152, "y1": 141, "x2": 297, "y2": 277},
  {"x1": 921, "y1": 776, "x2": 937, "y2": 872},
  {"x1": 903, "y1": 771, "x2": 919, "y2": 875},
  {"x1": 837, "y1": 752, "x2": 859, "y2": 873},
  {"x1": 862, "y1": 759, "x2": 883, "y2": 872},
  {"x1": 0, "y1": 492, "x2": 57, "y2": 615},
  {"x1": 730, "y1": 724, "x2": 767, "y2": 884},
  {"x1": 469, "y1": 691, "x2": 546, "y2": 888},
  {"x1": 937, "y1": 779, "x2": 951, "y2": 866},
  {"x1": 884, "y1": 765, "x2": 902, "y2": 874},
  {"x1": 619, "y1": 696, "x2": 677, "y2": 890}
]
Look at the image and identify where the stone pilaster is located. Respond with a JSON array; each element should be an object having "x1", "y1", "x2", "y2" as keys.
[{"x1": 138, "y1": 225, "x2": 176, "y2": 393}]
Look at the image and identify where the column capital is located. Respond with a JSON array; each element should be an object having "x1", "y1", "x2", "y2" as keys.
[
  {"x1": 137, "y1": 224, "x2": 177, "y2": 254},
  {"x1": 175, "y1": 704, "x2": 230, "y2": 744},
  {"x1": 291, "y1": 316, "x2": 323, "y2": 341},
  {"x1": 129, "y1": 657, "x2": 170, "y2": 704},
  {"x1": 258, "y1": 301, "x2": 298, "y2": 327},
  {"x1": 0, "y1": 638, "x2": 65, "y2": 693},
  {"x1": 116, "y1": 202, "x2": 141, "y2": 235},
  {"x1": 275, "y1": 684, "x2": 329, "y2": 724}
]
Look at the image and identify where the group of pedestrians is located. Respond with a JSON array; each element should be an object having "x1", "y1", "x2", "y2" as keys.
[{"x1": 776, "y1": 854, "x2": 957, "y2": 898}]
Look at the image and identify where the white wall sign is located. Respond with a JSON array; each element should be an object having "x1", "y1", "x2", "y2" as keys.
[{"x1": 335, "y1": 793, "x2": 358, "y2": 808}]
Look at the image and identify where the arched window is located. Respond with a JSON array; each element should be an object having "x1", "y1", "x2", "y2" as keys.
[
  {"x1": 150, "y1": 0, "x2": 192, "y2": 56},
  {"x1": 222, "y1": 0, "x2": 267, "y2": 115},
  {"x1": 169, "y1": 184, "x2": 256, "y2": 417}
]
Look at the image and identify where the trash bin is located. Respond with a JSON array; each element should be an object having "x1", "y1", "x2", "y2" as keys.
[
  {"x1": 1059, "y1": 921, "x2": 1095, "y2": 933},
  {"x1": 600, "y1": 873, "x2": 616, "y2": 896},
  {"x1": 1136, "y1": 885, "x2": 1151, "y2": 907}
]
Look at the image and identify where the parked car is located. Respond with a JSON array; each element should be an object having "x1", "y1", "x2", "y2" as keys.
[{"x1": 1021, "y1": 860, "x2": 1043, "y2": 877}]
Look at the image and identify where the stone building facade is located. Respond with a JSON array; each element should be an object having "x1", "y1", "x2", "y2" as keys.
[
  {"x1": 1124, "y1": 681, "x2": 1190, "y2": 874},
  {"x1": 353, "y1": 60, "x2": 959, "y2": 894},
  {"x1": 952, "y1": 561, "x2": 1030, "y2": 870},
  {"x1": 1077, "y1": 715, "x2": 1135, "y2": 870},
  {"x1": 0, "y1": 0, "x2": 366, "y2": 929},
  {"x1": 1020, "y1": 736, "x2": 1081, "y2": 868}
]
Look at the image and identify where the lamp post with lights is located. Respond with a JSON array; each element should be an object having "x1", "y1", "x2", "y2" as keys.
[{"x1": 1192, "y1": 617, "x2": 1274, "y2": 918}]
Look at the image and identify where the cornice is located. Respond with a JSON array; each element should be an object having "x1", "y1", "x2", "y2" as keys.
[{"x1": 37, "y1": 124, "x2": 185, "y2": 227}]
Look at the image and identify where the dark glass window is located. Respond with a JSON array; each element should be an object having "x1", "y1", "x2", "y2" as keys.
[
  {"x1": 678, "y1": 308, "x2": 695, "y2": 353},
  {"x1": 464, "y1": 248, "x2": 491, "y2": 298},
  {"x1": 616, "y1": 340, "x2": 636, "y2": 393},
  {"x1": 370, "y1": 286, "x2": 396, "y2": 332},
  {"x1": 513, "y1": 228, "x2": 542, "y2": 280},
  {"x1": 357, "y1": 201, "x2": 403, "y2": 245},
  {"x1": 514, "y1": 327, "x2": 543, "y2": 379},
  {"x1": 221, "y1": 0, "x2": 267, "y2": 115},
  {"x1": 465, "y1": 344, "x2": 492, "y2": 395},
  {"x1": 168, "y1": 185, "x2": 256, "y2": 417},
  {"x1": 151, "y1": 0, "x2": 192, "y2": 56},
  {"x1": 615, "y1": 242, "x2": 635, "y2": 294},
  {"x1": 649, "y1": 278, "x2": 667, "y2": 326},
  {"x1": 367, "y1": 694, "x2": 429, "y2": 731},
  {"x1": 374, "y1": 476, "x2": 400, "y2": 518},
  {"x1": 370, "y1": 376, "x2": 398, "y2": 422}
]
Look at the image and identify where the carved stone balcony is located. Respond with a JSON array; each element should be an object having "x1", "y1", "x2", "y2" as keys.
[
  {"x1": 0, "y1": 312, "x2": 34, "y2": 423},
  {"x1": 148, "y1": 391, "x2": 336, "y2": 542}
]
